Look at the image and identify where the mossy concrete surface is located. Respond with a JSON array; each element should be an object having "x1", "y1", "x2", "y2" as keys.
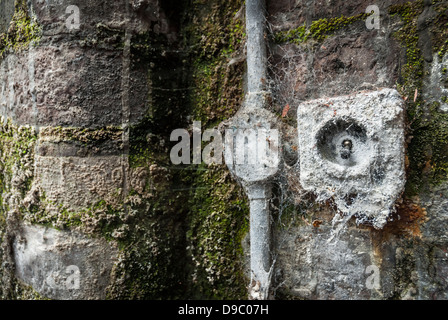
[
  {"x1": 1, "y1": 0, "x2": 448, "y2": 300},
  {"x1": 0, "y1": 0, "x2": 249, "y2": 299}
]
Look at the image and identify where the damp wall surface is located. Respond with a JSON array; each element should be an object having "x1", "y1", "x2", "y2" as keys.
[
  {"x1": 0, "y1": 0, "x2": 249, "y2": 300},
  {"x1": 0, "y1": 0, "x2": 448, "y2": 300},
  {"x1": 270, "y1": 0, "x2": 448, "y2": 300}
]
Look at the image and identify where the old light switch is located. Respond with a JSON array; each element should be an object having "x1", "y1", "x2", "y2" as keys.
[{"x1": 297, "y1": 89, "x2": 406, "y2": 229}]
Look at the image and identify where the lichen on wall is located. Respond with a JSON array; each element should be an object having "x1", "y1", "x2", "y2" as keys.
[
  {"x1": 180, "y1": 0, "x2": 251, "y2": 299},
  {"x1": 390, "y1": 0, "x2": 448, "y2": 193},
  {"x1": 0, "y1": 0, "x2": 41, "y2": 57},
  {"x1": 0, "y1": 118, "x2": 39, "y2": 299},
  {"x1": 103, "y1": 0, "x2": 250, "y2": 299}
]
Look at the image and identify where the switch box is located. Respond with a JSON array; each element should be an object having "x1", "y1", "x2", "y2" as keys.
[{"x1": 297, "y1": 89, "x2": 406, "y2": 229}]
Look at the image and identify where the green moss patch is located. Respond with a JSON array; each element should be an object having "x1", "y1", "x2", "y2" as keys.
[
  {"x1": 39, "y1": 126, "x2": 123, "y2": 144},
  {"x1": 184, "y1": 164, "x2": 249, "y2": 299},
  {"x1": 185, "y1": 0, "x2": 245, "y2": 127},
  {"x1": 389, "y1": 0, "x2": 448, "y2": 193},
  {"x1": 274, "y1": 13, "x2": 370, "y2": 45},
  {"x1": 0, "y1": 0, "x2": 41, "y2": 57},
  {"x1": 0, "y1": 119, "x2": 37, "y2": 199}
]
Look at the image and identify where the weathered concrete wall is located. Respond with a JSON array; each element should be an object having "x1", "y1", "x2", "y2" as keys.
[
  {"x1": 0, "y1": 0, "x2": 248, "y2": 300},
  {"x1": 270, "y1": 0, "x2": 448, "y2": 300},
  {"x1": 0, "y1": 0, "x2": 448, "y2": 300}
]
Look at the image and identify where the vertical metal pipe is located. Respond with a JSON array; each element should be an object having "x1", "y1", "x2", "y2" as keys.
[
  {"x1": 246, "y1": 183, "x2": 271, "y2": 299},
  {"x1": 246, "y1": 0, "x2": 267, "y2": 94},
  {"x1": 245, "y1": 0, "x2": 272, "y2": 300}
]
